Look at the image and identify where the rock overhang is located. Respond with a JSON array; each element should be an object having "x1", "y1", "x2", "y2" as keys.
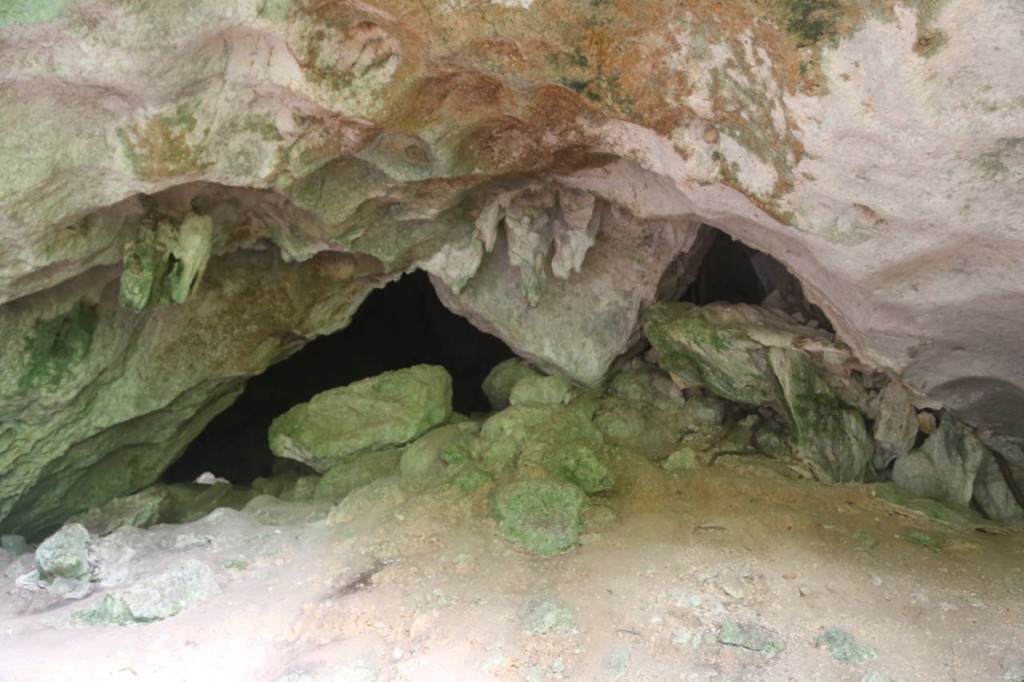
[{"x1": 1, "y1": 0, "x2": 1023, "y2": 533}]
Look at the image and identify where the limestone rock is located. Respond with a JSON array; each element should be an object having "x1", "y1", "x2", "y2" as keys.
[
  {"x1": 508, "y1": 375, "x2": 576, "y2": 407},
  {"x1": 269, "y1": 365, "x2": 453, "y2": 473},
  {"x1": 644, "y1": 302, "x2": 843, "y2": 406},
  {"x1": 525, "y1": 443, "x2": 616, "y2": 495},
  {"x1": 480, "y1": 405, "x2": 603, "y2": 452},
  {"x1": 71, "y1": 488, "x2": 169, "y2": 536},
  {"x1": 74, "y1": 559, "x2": 220, "y2": 626},
  {"x1": 32, "y1": 523, "x2": 94, "y2": 598},
  {"x1": 873, "y1": 382, "x2": 919, "y2": 466},
  {"x1": 491, "y1": 480, "x2": 587, "y2": 556},
  {"x1": 0, "y1": 0, "x2": 1023, "y2": 537},
  {"x1": 400, "y1": 423, "x2": 474, "y2": 483},
  {"x1": 482, "y1": 359, "x2": 541, "y2": 411},
  {"x1": 769, "y1": 348, "x2": 873, "y2": 483},
  {"x1": 591, "y1": 398, "x2": 685, "y2": 457},
  {"x1": 892, "y1": 418, "x2": 986, "y2": 508},
  {"x1": 972, "y1": 451, "x2": 1024, "y2": 522},
  {"x1": 0, "y1": 249, "x2": 377, "y2": 539},
  {"x1": 316, "y1": 449, "x2": 403, "y2": 502}
]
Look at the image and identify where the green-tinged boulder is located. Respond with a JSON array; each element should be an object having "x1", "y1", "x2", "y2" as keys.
[
  {"x1": 663, "y1": 447, "x2": 703, "y2": 471},
  {"x1": 768, "y1": 348, "x2": 872, "y2": 483},
  {"x1": 74, "y1": 559, "x2": 220, "y2": 626},
  {"x1": 524, "y1": 443, "x2": 615, "y2": 494},
  {"x1": 492, "y1": 480, "x2": 587, "y2": 555},
  {"x1": 33, "y1": 523, "x2": 94, "y2": 597},
  {"x1": 480, "y1": 404, "x2": 603, "y2": 451},
  {"x1": 591, "y1": 397, "x2": 685, "y2": 457},
  {"x1": 644, "y1": 302, "x2": 829, "y2": 405},
  {"x1": 509, "y1": 374, "x2": 576, "y2": 406},
  {"x1": 605, "y1": 363, "x2": 684, "y2": 410},
  {"x1": 892, "y1": 418, "x2": 986, "y2": 508},
  {"x1": 70, "y1": 488, "x2": 169, "y2": 536},
  {"x1": 483, "y1": 359, "x2": 541, "y2": 410},
  {"x1": 752, "y1": 421, "x2": 793, "y2": 458},
  {"x1": 680, "y1": 395, "x2": 727, "y2": 428},
  {"x1": 718, "y1": 620, "x2": 786, "y2": 656},
  {"x1": 400, "y1": 423, "x2": 475, "y2": 482},
  {"x1": 269, "y1": 365, "x2": 453, "y2": 472},
  {"x1": 316, "y1": 449, "x2": 402, "y2": 502}
]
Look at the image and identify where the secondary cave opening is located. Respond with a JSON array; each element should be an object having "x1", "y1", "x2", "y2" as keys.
[
  {"x1": 161, "y1": 270, "x2": 515, "y2": 486},
  {"x1": 681, "y1": 227, "x2": 834, "y2": 332}
]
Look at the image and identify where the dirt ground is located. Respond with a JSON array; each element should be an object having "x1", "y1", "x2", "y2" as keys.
[{"x1": 2, "y1": 453, "x2": 1023, "y2": 682}]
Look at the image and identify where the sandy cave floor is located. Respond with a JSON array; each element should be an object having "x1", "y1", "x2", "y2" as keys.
[{"x1": 1, "y1": 454, "x2": 1023, "y2": 682}]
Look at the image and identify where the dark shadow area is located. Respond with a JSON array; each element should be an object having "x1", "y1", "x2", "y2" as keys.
[
  {"x1": 162, "y1": 270, "x2": 515, "y2": 485},
  {"x1": 681, "y1": 227, "x2": 835, "y2": 332}
]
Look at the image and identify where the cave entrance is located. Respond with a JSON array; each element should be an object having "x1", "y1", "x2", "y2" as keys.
[
  {"x1": 161, "y1": 270, "x2": 515, "y2": 485},
  {"x1": 681, "y1": 227, "x2": 834, "y2": 332}
]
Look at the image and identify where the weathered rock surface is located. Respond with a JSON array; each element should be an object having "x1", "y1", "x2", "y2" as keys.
[
  {"x1": 74, "y1": 558, "x2": 220, "y2": 626},
  {"x1": 0, "y1": 249, "x2": 376, "y2": 538},
  {"x1": 0, "y1": 0, "x2": 1023, "y2": 534},
  {"x1": 892, "y1": 419, "x2": 986, "y2": 509},
  {"x1": 269, "y1": 365, "x2": 453, "y2": 473},
  {"x1": 646, "y1": 302, "x2": 873, "y2": 481}
]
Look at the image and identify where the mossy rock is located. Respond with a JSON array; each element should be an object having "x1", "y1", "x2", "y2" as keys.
[
  {"x1": 491, "y1": 480, "x2": 587, "y2": 555},
  {"x1": 480, "y1": 404, "x2": 603, "y2": 450},
  {"x1": 509, "y1": 375, "x2": 576, "y2": 406},
  {"x1": 316, "y1": 449, "x2": 402, "y2": 502},
  {"x1": 482, "y1": 359, "x2": 541, "y2": 410},
  {"x1": 269, "y1": 365, "x2": 453, "y2": 473},
  {"x1": 525, "y1": 443, "x2": 615, "y2": 495}
]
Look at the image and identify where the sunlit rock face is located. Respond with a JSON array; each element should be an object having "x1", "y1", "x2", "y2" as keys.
[{"x1": 1, "y1": 0, "x2": 1022, "y2": 535}]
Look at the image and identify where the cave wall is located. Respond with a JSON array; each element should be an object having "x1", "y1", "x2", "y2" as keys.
[{"x1": 1, "y1": 0, "x2": 1023, "y2": 533}]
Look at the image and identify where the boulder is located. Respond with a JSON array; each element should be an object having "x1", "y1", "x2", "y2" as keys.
[
  {"x1": 768, "y1": 348, "x2": 873, "y2": 483},
  {"x1": 892, "y1": 418, "x2": 987, "y2": 508},
  {"x1": 32, "y1": 523, "x2": 94, "y2": 598},
  {"x1": 316, "y1": 449, "x2": 403, "y2": 502},
  {"x1": 491, "y1": 480, "x2": 587, "y2": 555},
  {"x1": 873, "y1": 382, "x2": 920, "y2": 467},
  {"x1": 509, "y1": 375, "x2": 576, "y2": 407},
  {"x1": 482, "y1": 359, "x2": 541, "y2": 411},
  {"x1": 269, "y1": 365, "x2": 453, "y2": 473},
  {"x1": 74, "y1": 559, "x2": 220, "y2": 626}
]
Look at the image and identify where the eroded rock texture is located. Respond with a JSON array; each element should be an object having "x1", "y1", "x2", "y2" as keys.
[{"x1": 1, "y1": 0, "x2": 1023, "y2": 534}]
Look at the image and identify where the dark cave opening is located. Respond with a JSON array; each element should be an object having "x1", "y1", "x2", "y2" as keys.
[
  {"x1": 161, "y1": 270, "x2": 516, "y2": 486},
  {"x1": 681, "y1": 227, "x2": 835, "y2": 333}
]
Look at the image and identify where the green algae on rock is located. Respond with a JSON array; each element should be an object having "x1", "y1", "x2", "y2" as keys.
[
  {"x1": 73, "y1": 558, "x2": 220, "y2": 626},
  {"x1": 269, "y1": 365, "x2": 453, "y2": 473},
  {"x1": 482, "y1": 358, "x2": 542, "y2": 411},
  {"x1": 508, "y1": 374, "x2": 577, "y2": 407},
  {"x1": 644, "y1": 301, "x2": 872, "y2": 482},
  {"x1": 527, "y1": 443, "x2": 616, "y2": 495},
  {"x1": 491, "y1": 479, "x2": 587, "y2": 555},
  {"x1": 768, "y1": 347, "x2": 873, "y2": 482},
  {"x1": 316, "y1": 448, "x2": 403, "y2": 502}
]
